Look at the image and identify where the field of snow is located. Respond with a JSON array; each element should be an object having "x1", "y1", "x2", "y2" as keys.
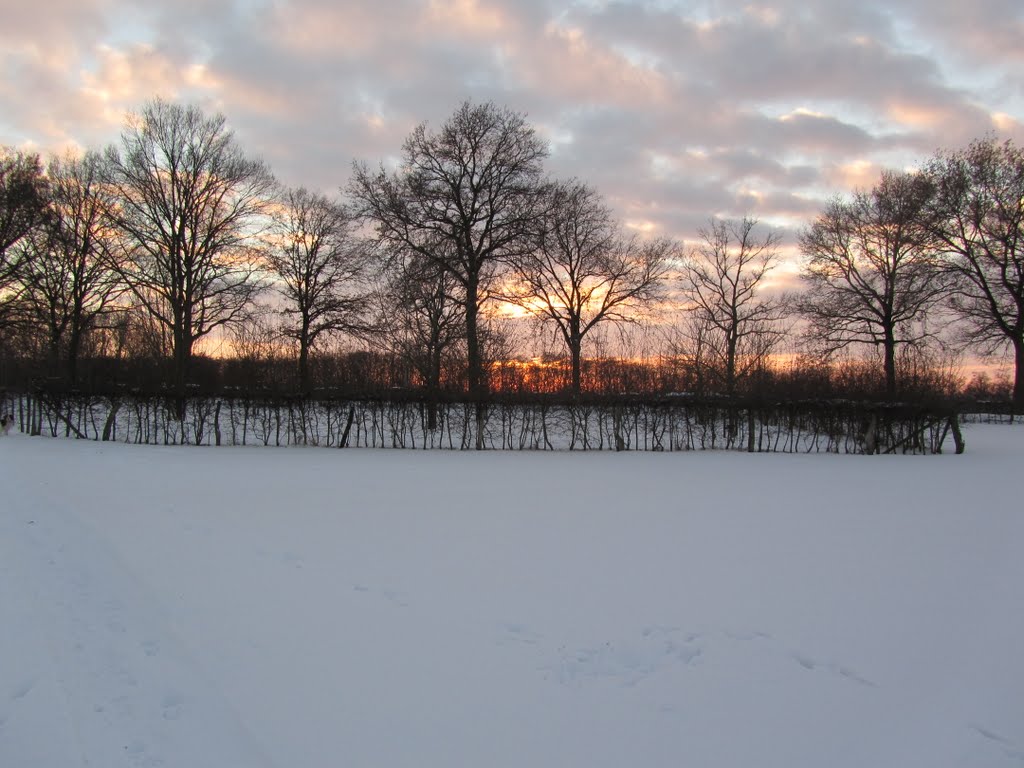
[{"x1": 2, "y1": 424, "x2": 1023, "y2": 767}]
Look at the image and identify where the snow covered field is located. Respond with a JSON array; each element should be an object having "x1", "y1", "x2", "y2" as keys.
[{"x1": 2, "y1": 425, "x2": 1022, "y2": 768}]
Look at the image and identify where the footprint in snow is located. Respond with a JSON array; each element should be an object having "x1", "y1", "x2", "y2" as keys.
[
  {"x1": 282, "y1": 553, "x2": 304, "y2": 569},
  {"x1": 351, "y1": 584, "x2": 409, "y2": 607},
  {"x1": 971, "y1": 724, "x2": 1024, "y2": 763},
  {"x1": 124, "y1": 739, "x2": 165, "y2": 768},
  {"x1": 11, "y1": 678, "x2": 35, "y2": 701},
  {"x1": 791, "y1": 652, "x2": 877, "y2": 687},
  {"x1": 794, "y1": 653, "x2": 816, "y2": 671},
  {"x1": 161, "y1": 692, "x2": 183, "y2": 721},
  {"x1": 544, "y1": 628, "x2": 705, "y2": 688},
  {"x1": 381, "y1": 589, "x2": 409, "y2": 607},
  {"x1": 498, "y1": 623, "x2": 543, "y2": 645}
]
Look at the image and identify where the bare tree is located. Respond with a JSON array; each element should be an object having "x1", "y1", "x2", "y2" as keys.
[
  {"x1": 351, "y1": 101, "x2": 547, "y2": 396},
  {"x1": 679, "y1": 217, "x2": 789, "y2": 395},
  {"x1": 799, "y1": 170, "x2": 946, "y2": 396},
  {"x1": 225, "y1": 307, "x2": 285, "y2": 392},
  {"x1": 504, "y1": 180, "x2": 673, "y2": 394},
  {"x1": 0, "y1": 148, "x2": 48, "y2": 325},
  {"x1": 924, "y1": 138, "x2": 1024, "y2": 404},
  {"x1": 379, "y1": 251, "x2": 465, "y2": 391},
  {"x1": 104, "y1": 99, "x2": 275, "y2": 398},
  {"x1": 14, "y1": 151, "x2": 125, "y2": 384},
  {"x1": 265, "y1": 187, "x2": 369, "y2": 391}
]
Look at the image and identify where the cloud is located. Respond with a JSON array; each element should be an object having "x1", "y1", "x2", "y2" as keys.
[
  {"x1": 0, "y1": 0, "x2": 1021, "y2": 246},
  {"x1": 895, "y1": 0, "x2": 1024, "y2": 65}
]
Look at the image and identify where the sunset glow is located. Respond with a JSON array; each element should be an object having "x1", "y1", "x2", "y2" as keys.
[{"x1": 2, "y1": 0, "x2": 1023, "y2": 398}]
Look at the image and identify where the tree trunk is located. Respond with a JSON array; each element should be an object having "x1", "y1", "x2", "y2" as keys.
[
  {"x1": 102, "y1": 398, "x2": 121, "y2": 442},
  {"x1": 465, "y1": 275, "x2": 483, "y2": 396},
  {"x1": 47, "y1": 332, "x2": 61, "y2": 380},
  {"x1": 1014, "y1": 337, "x2": 1024, "y2": 408},
  {"x1": 298, "y1": 329, "x2": 311, "y2": 393},
  {"x1": 427, "y1": 349, "x2": 441, "y2": 432},
  {"x1": 173, "y1": 324, "x2": 192, "y2": 419},
  {"x1": 883, "y1": 327, "x2": 897, "y2": 399},
  {"x1": 569, "y1": 330, "x2": 582, "y2": 396},
  {"x1": 175, "y1": 343, "x2": 190, "y2": 388},
  {"x1": 725, "y1": 329, "x2": 738, "y2": 396},
  {"x1": 948, "y1": 413, "x2": 965, "y2": 454},
  {"x1": 66, "y1": 324, "x2": 83, "y2": 387}
]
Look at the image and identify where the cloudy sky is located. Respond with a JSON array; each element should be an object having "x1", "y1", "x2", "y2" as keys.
[{"x1": 2, "y1": 0, "x2": 1023, "y2": 249}]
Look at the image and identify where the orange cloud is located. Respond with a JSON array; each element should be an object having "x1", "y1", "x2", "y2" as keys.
[
  {"x1": 523, "y1": 21, "x2": 670, "y2": 108},
  {"x1": 885, "y1": 101, "x2": 948, "y2": 131},
  {"x1": 81, "y1": 44, "x2": 179, "y2": 106},
  {"x1": 824, "y1": 160, "x2": 883, "y2": 192},
  {"x1": 270, "y1": 3, "x2": 404, "y2": 56},
  {"x1": 425, "y1": 0, "x2": 507, "y2": 37},
  {"x1": 991, "y1": 111, "x2": 1022, "y2": 135}
]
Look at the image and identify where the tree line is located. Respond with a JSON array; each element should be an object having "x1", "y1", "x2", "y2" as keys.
[{"x1": 1, "y1": 99, "x2": 1022, "y2": 407}]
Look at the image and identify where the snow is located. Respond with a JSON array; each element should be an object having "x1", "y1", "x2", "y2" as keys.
[{"x1": 2, "y1": 425, "x2": 1023, "y2": 767}]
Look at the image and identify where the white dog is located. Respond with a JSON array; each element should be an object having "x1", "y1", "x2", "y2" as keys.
[{"x1": 0, "y1": 414, "x2": 14, "y2": 436}]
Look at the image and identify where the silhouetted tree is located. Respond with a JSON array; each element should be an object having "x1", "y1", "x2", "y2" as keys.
[
  {"x1": 924, "y1": 138, "x2": 1024, "y2": 405},
  {"x1": 799, "y1": 170, "x2": 946, "y2": 397},
  {"x1": 0, "y1": 148, "x2": 48, "y2": 326},
  {"x1": 504, "y1": 180, "x2": 673, "y2": 394},
  {"x1": 679, "y1": 217, "x2": 789, "y2": 395},
  {"x1": 379, "y1": 250, "x2": 466, "y2": 396},
  {"x1": 14, "y1": 151, "x2": 125, "y2": 384},
  {"x1": 351, "y1": 101, "x2": 547, "y2": 396},
  {"x1": 224, "y1": 308, "x2": 285, "y2": 392},
  {"x1": 265, "y1": 187, "x2": 370, "y2": 391},
  {"x1": 105, "y1": 99, "x2": 275, "y2": 399}
]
